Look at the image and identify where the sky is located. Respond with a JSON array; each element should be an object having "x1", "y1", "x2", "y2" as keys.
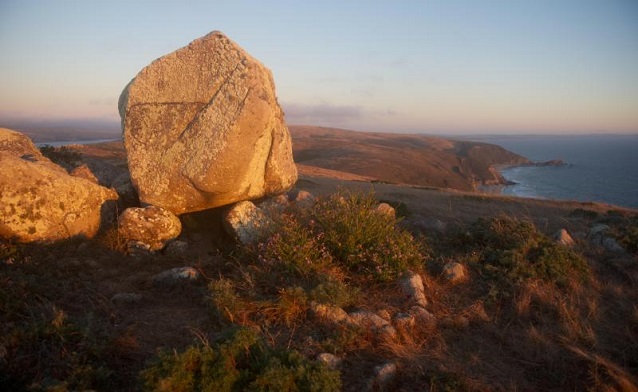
[{"x1": 1, "y1": 0, "x2": 637, "y2": 135}]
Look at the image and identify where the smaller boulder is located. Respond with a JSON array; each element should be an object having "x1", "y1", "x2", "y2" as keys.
[
  {"x1": 258, "y1": 194, "x2": 290, "y2": 213},
  {"x1": 588, "y1": 224, "x2": 610, "y2": 246},
  {"x1": 152, "y1": 267, "x2": 200, "y2": 287},
  {"x1": 602, "y1": 237, "x2": 625, "y2": 253},
  {"x1": 368, "y1": 362, "x2": 397, "y2": 391},
  {"x1": 288, "y1": 189, "x2": 315, "y2": 209},
  {"x1": 443, "y1": 262, "x2": 466, "y2": 284},
  {"x1": 347, "y1": 310, "x2": 397, "y2": 340},
  {"x1": 399, "y1": 272, "x2": 428, "y2": 307},
  {"x1": 410, "y1": 306, "x2": 436, "y2": 328},
  {"x1": 317, "y1": 353, "x2": 342, "y2": 370},
  {"x1": 553, "y1": 229, "x2": 575, "y2": 247},
  {"x1": 310, "y1": 302, "x2": 349, "y2": 324},
  {"x1": 118, "y1": 206, "x2": 182, "y2": 251},
  {"x1": 223, "y1": 201, "x2": 273, "y2": 245},
  {"x1": 375, "y1": 203, "x2": 396, "y2": 219}
]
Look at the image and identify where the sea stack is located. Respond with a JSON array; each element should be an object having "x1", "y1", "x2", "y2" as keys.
[{"x1": 118, "y1": 31, "x2": 297, "y2": 215}]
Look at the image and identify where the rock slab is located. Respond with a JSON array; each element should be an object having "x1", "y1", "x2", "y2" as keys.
[
  {"x1": 0, "y1": 128, "x2": 118, "y2": 242},
  {"x1": 118, "y1": 206, "x2": 182, "y2": 251},
  {"x1": 119, "y1": 31, "x2": 297, "y2": 215}
]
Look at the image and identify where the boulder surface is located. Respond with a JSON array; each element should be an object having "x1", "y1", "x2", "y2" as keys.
[
  {"x1": 0, "y1": 128, "x2": 118, "y2": 242},
  {"x1": 119, "y1": 31, "x2": 297, "y2": 215}
]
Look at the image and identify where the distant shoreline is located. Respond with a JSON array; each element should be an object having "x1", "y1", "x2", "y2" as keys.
[{"x1": 35, "y1": 138, "x2": 122, "y2": 147}]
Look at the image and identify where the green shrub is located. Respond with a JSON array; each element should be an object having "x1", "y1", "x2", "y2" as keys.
[
  {"x1": 613, "y1": 216, "x2": 638, "y2": 253},
  {"x1": 140, "y1": 327, "x2": 341, "y2": 392},
  {"x1": 463, "y1": 216, "x2": 590, "y2": 296},
  {"x1": 311, "y1": 191, "x2": 426, "y2": 282},
  {"x1": 308, "y1": 279, "x2": 359, "y2": 309}
]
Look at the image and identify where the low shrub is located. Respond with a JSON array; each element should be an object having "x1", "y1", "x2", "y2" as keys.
[
  {"x1": 140, "y1": 327, "x2": 341, "y2": 391},
  {"x1": 39, "y1": 145, "x2": 82, "y2": 166}
]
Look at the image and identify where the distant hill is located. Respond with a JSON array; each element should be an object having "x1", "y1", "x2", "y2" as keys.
[
  {"x1": 1, "y1": 119, "x2": 120, "y2": 143},
  {"x1": 290, "y1": 125, "x2": 530, "y2": 191}
]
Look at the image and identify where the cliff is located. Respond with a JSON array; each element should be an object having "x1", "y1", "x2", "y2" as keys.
[{"x1": 290, "y1": 125, "x2": 530, "y2": 191}]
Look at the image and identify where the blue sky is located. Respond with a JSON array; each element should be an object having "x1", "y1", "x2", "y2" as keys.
[{"x1": 1, "y1": 0, "x2": 637, "y2": 134}]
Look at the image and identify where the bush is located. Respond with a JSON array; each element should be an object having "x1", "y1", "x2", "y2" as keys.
[
  {"x1": 140, "y1": 327, "x2": 341, "y2": 392},
  {"x1": 463, "y1": 216, "x2": 590, "y2": 296},
  {"x1": 311, "y1": 191, "x2": 426, "y2": 282},
  {"x1": 39, "y1": 145, "x2": 82, "y2": 166}
]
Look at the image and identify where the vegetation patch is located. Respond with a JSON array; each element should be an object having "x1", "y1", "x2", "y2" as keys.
[{"x1": 140, "y1": 327, "x2": 341, "y2": 392}]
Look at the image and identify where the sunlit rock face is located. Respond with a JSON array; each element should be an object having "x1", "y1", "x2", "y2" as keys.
[
  {"x1": 119, "y1": 31, "x2": 297, "y2": 215},
  {"x1": 0, "y1": 128, "x2": 119, "y2": 242}
]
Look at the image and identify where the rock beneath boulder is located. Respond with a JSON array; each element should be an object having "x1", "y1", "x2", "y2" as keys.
[
  {"x1": 443, "y1": 262, "x2": 466, "y2": 284},
  {"x1": 257, "y1": 194, "x2": 289, "y2": 213},
  {"x1": 317, "y1": 353, "x2": 342, "y2": 370},
  {"x1": 375, "y1": 203, "x2": 396, "y2": 219},
  {"x1": 70, "y1": 164, "x2": 99, "y2": 184},
  {"x1": 118, "y1": 206, "x2": 182, "y2": 251},
  {"x1": 288, "y1": 189, "x2": 315, "y2": 209},
  {"x1": 222, "y1": 200, "x2": 272, "y2": 245},
  {"x1": 310, "y1": 302, "x2": 349, "y2": 324},
  {"x1": 0, "y1": 128, "x2": 119, "y2": 242},
  {"x1": 553, "y1": 228, "x2": 575, "y2": 247},
  {"x1": 152, "y1": 267, "x2": 201, "y2": 287},
  {"x1": 119, "y1": 31, "x2": 297, "y2": 215},
  {"x1": 399, "y1": 272, "x2": 428, "y2": 307}
]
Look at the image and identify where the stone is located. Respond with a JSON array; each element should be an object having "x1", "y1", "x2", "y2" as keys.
[
  {"x1": 165, "y1": 240, "x2": 189, "y2": 256},
  {"x1": 375, "y1": 203, "x2": 396, "y2": 219},
  {"x1": 369, "y1": 362, "x2": 397, "y2": 391},
  {"x1": 70, "y1": 164, "x2": 99, "y2": 184},
  {"x1": 152, "y1": 266, "x2": 201, "y2": 287},
  {"x1": 222, "y1": 200, "x2": 272, "y2": 245},
  {"x1": 410, "y1": 306, "x2": 436, "y2": 328},
  {"x1": 118, "y1": 206, "x2": 182, "y2": 251},
  {"x1": 288, "y1": 189, "x2": 315, "y2": 209},
  {"x1": 602, "y1": 237, "x2": 625, "y2": 253},
  {"x1": 111, "y1": 292, "x2": 142, "y2": 305},
  {"x1": 443, "y1": 262, "x2": 466, "y2": 284},
  {"x1": 257, "y1": 194, "x2": 289, "y2": 213},
  {"x1": 310, "y1": 302, "x2": 349, "y2": 324},
  {"x1": 553, "y1": 228, "x2": 575, "y2": 247},
  {"x1": 393, "y1": 313, "x2": 416, "y2": 332},
  {"x1": 119, "y1": 31, "x2": 297, "y2": 215},
  {"x1": 399, "y1": 272, "x2": 428, "y2": 307},
  {"x1": 588, "y1": 224, "x2": 610, "y2": 246},
  {"x1": 347, "y1": 310, "x2": 397, "y2": 339},
  {"x1": 0, "y1": 128, "x2": 119, "y2": 242},
  {"x1": 317, "y1": 353, "x2": 342, "y2": 370}
]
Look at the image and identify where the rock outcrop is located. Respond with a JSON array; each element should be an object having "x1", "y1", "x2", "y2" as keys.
[
  {"x1": 0, "y1": 128, "x2": 118, "y2": 242},
  {"x1": 119, "y1": 31, "x2": 297, "y2": 215}
]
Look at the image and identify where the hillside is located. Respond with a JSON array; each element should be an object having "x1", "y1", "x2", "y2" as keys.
[{"x1": 290, "y1": 125, "x2": 530, "y2": 191}]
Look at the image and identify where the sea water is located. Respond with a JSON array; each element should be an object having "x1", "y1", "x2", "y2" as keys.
[{"x1": 474, "y1": 135, "x2": 638, "y2": 209}]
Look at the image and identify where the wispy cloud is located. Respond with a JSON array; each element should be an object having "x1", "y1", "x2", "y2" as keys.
[{"x1": 283, "y1": 103, "x2": 363, "y2": 123}]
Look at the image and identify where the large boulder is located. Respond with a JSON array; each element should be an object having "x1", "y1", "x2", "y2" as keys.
[
  {"x1": 0, "y1": 128, "x2": 119, "y2": 242},
  {"x1": 119, "y1": 31, "x2": 297, "y2": 215}
]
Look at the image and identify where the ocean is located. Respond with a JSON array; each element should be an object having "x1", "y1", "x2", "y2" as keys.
[{"x1": 472, "y1": 134, "x2": 638, "y2": 209}]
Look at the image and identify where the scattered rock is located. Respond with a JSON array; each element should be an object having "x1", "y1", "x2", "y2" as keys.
[
  {"x1": 375, "y1": 203, "x2": 396, "y2": 219},
  {"x1": 588, "y1": 224, "x2": 610, "y2": 246},
  {"x1": 165, "y1": 240, "x2": 189, "y2": 256},
  {"x1": 399, "y1": 272, "x2": 428, "y2": 307},
  {"x1": 393, "y1": 312, "x2": 416, "y2": 334},
  {"x1": 310, "y1": 302, "x2": 349, "y2": 324},
  {"x1": 347, "y1": 310, "x2": 397, "y2": 339},
  {"x1": 111, "y1": 292, "x2": 142, "y2": 305},
  {"x1": 410, "y1": 306, "x2": 436, "y2": 328},
  {"x1": 152, "y1": 267, "x2": 201, "y2": 287},
  {"x1": 368, "y1": 362, "x2": 397, "y2": 391},
  {"x1": 258, "y1": 194, "x2": 289, "y2": 213},
  {"x1": 118, "y1": 206, "x2": 182, "y2": 251},
  {"x1": 70, "y1": 164, "x2": 99, "y2": 184},
  {"x1": 403, "y1": 215, "x2": 447, "y2": 234},
  {"x1": 288, "y1": 189, "x2": 315, "y2": 209},
  {"x1": 602, "y1": 237, "x2": 625, "y2": 253},
  {"x1": 553, "y1": 228, "x2": 575, "y2": 247},
  {"x1": 0, "y1": 128, "x2": 119, "y2": 242},
  {"x1": 119, "y1": 31, "x2": 297, "y2": 215},
  {"x1": 317, "y1": 353, "x2": 342, "y2": 370},
  {"x1": 443, "y1": 262, "x2": 466, "y2": 284},
  {"x1": 222, "y1": 201, "x2": 272, "y2": 245}
]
